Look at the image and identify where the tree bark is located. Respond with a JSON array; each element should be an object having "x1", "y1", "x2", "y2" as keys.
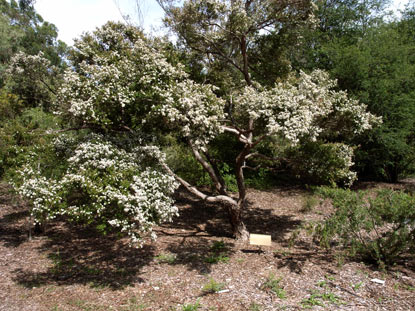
[{"x1": 228, "y1": 202, "x2": 249, "y2": 241}]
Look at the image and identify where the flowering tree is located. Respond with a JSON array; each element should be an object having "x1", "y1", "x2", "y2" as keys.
[{"x1": 14, "y1": 21, "x2": 379, "y2": 243}]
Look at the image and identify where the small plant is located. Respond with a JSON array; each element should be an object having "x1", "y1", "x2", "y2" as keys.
[
  {"x1": 202, "y1": 278, "x2": 225, "y2": 294},
  {"x1": 301, "y1": 195, "x2": 319, "y2": 213},
  {"x1": 155, "y1": 253, "x2": 177, "y2": 264},
  {"x1": 182, "y1": 299, "x2": 201, "y2": 311},
  {"x1": 301, "y1": 289, "x2": 342, "y2": 309},
  {"x1": 204, "y1": 253, "x2": 230, "y2": 264},
  {"x1": 260, "y1": 273, "x2": 286, "y2": 299},
  {"x1": 204, "y1": 241, "x2": 230, "y2": 264},
  {"x1": 352, "y1": 281, "x2": 364, "y2": 291},
  {"x1": 301, "y1": 294, "x2": 325, "y2": 309},
  {"x1": 248, "y1": 302, "x2": 262, "y2": 311},
  {"x1": 210, "y1": 240, "x2": 227, "y2": 252}
]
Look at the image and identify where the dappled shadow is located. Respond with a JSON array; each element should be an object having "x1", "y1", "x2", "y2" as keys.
[
  {"x1": 4, "y1": 185, "x2": 306, "y2": 288},
  {"x1": 168, "y1": 189, "x2": 303, "y2": 242},
  {"x1": 0, "y1": 210, "x2": 30, "y2": 247},
  {"x1": 274, "y1": 248, "x2": 335, "y2": 274},
  {"x1": 0, "y1": 183, "x2": 29, "y2": 247},
  {"x1": 244, "y1": 209, "x2": 302, "y2": 243},
  {"x1": 150, "y1": 189, "x2": 303, "y2": 274},
  {"x1": 11, "y1": 223, "x2": 155, "y2": 289},
  {"x1": 163, "y1": 238, "x2": 236, "y2": 274}
]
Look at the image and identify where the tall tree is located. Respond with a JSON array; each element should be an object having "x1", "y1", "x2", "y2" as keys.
[
  {"x1": 158, "y1": 0, "x2": 315, "y2": 88},
  {"x1": 0, "y1": 0, "x2": 67, "y2": 109}
]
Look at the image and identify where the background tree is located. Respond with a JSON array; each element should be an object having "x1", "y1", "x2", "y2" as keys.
[
  {"x1": 290, "y1": 0, "x2": 415, "y2": 182},
  {"x1": 0, "y1": 0, "x2": 67, "y2": 109},
  {"x1": 0, "y1": 1, "x2": 66, "y2": 177}
]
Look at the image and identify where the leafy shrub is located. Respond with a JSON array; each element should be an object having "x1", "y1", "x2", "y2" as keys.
[
  {"x1": 286, "y1": 142, "x2": 357, "y2": 187},
  {"x1": 0, "y1": 89, "x2": 23, "y2": 121},
  {"x1": 165, "y1": 143, "x2": 209, "y2": 186},
  {"x1": 0, "y1": 108, "x2": 62, "y2": 178},
  {"x1": 315, "y1": 187, "x2": 415, "y2": 265}
]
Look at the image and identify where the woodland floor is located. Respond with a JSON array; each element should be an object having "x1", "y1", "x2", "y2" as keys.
[{"x1": 1, "y1": 181, "x2": 415, "y2": 311}]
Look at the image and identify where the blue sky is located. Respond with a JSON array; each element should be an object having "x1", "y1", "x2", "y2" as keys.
[{"x1": 34, "y1": 0, "x2": 410, "y2": 46}]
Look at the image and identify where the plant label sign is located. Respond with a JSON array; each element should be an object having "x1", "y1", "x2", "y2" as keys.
[{"x1": 249, "y1": 233, "x2": 272, "y2": 246}]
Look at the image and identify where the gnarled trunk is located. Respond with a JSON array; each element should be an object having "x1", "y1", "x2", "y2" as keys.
[{"x1": 228, "y1": 202, "x2": 249, "y2": 241}]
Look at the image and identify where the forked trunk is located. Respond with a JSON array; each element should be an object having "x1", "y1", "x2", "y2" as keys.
[{"x1": 228, "y1": 202, "x2": 249, "y2": 241}]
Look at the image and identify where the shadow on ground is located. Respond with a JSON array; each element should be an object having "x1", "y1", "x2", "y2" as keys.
[
  {"x1": 11, "y1": 224, "x2": 155, "y2": 289},
  {"x1": 1, "y1": 185, "x2": 306, "y2": 289}
]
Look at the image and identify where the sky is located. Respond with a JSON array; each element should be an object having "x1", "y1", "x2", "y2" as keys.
[
  {"x1": 34, "y1": 0, "x2": 411, "y2": 46},
  {"x1": 34, "y1": 0, "x2": 165, "y2": 45}
]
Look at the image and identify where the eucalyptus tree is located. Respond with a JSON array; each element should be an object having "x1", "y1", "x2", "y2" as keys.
[{"x1": 158, "y1": 0, "x2": 316, "y2": 87}]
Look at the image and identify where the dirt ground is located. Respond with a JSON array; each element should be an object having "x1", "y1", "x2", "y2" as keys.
[{"x1": 1, "y1": 182, "x2": 415, "y2": 311}]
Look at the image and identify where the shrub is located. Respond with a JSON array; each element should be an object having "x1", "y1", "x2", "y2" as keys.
[
  {"x1": 286, "y1": 142, "x2": 357, "y2": 187},
  {"x1": 315, "y1": 187, "x2": 415, "y2": 265}
]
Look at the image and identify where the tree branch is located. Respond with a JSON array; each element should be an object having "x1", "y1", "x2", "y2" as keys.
[
  {"x1": 188, "y1": 140, "x2": 227, "y2": 195},
  {"x1": 160, "y1": 161, "x2": 237, "y2": 206},
  {"x1": 222, "y1": 126, "x2": 250, "y2": 144}
]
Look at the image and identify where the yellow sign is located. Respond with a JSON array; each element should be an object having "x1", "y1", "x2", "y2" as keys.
[{"x1": 249, "y1": 233, "x2": 272, "y2": 246}]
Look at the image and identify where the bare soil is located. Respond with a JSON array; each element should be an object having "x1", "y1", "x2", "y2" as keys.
[{"x1": 1, "y1": 182, "x2": 414, "y2": 311}]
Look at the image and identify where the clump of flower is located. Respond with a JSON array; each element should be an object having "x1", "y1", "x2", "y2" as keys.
[{"x1": 14, "y1": 135, "x2": 179, "y2": 246}]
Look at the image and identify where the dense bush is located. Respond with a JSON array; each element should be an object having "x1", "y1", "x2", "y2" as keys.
[
  {"x1": 0, "y1": 107, "x2": 61, "y2": 177},
  {"x1": 315, "y1": 187, "x2": 415, "y2": 265},
  {"x1": 286, "y1": 142, "x2": 357, "y2": 187},
  {"x1": 12, "y1": 134, "x2": 179, "y2": 245}
]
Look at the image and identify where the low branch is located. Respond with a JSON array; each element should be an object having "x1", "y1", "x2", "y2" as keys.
[
  {"x1": 222, "y1": 126, "x2": 250, "y2": 144},
  {"x1": 245, "y1": 152, "x2": 285, "y2": 163},
  {"x1": 188, "y1": 140, "x2": 227, "y2": 195},
  {"x1": 160, "y1": 162, "x2": 237, "y2": 206}
]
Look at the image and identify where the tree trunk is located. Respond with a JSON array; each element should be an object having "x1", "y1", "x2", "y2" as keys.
[{"x1": 228, "y1": 202, "x2": 249, "y2": 241}]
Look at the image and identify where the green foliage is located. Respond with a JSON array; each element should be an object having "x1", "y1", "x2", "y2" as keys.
[
  {"x1": 291, "y1": 2, "x2": 415, "y2": 182},
  {"x1": 204, "y1": 240, "x2": 230, "y2": 264},
  {"x1": 315, "y1": 187, "x2": 415, "y2": 265},
  {"x1": 301, "y1": 195, "x2": 320, "y2": 213},
  {"x1": 204, "y1": 253, "x2": 230, "y2": 264},
  {"x1": 301, "y1": 289, "x2": 342, "y2": 309},
  {"x1": 248, "y1": 303, "x2": 262, "y2": 311},
  {"x1": 0, "y1": 89, "x2": 23, "y2": 121},
  {"x1": 0, "y1": 107, "x2": 62, "y2": 178},
  {"x1": 165, "y1": 143, "x2": 208, "y2": 186},
  {"x1": 155, "y1": 253, "x2": 177, "y2": 264},
  {"x1": 201, "y1": 278, "x2": 224, "y2": 294},
  {"x1": 260, "y1": 273, "x2": 286, "y2": 299},
  {"x1": 181, "y1": 299, "x2": 201, "y2": 311},
  {"x1": 286, "y1": 142, "x2": 357, "y2": 187},
  {"x1": 210, "y1": 240, "x2": 226, "y2": 252}
]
